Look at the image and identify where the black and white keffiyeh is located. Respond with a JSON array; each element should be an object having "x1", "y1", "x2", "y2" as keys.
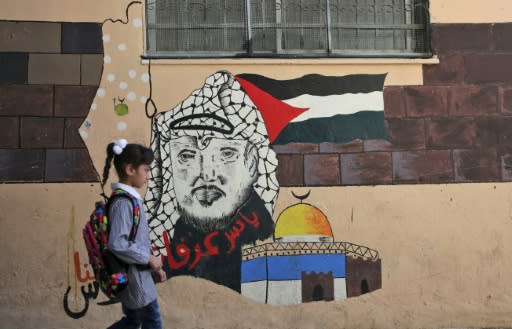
[{"x1": 144, "y1": 71, "x2": 279, "y2": 255}]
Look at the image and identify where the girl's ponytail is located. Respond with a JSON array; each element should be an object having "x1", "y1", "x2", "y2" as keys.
[{"x1": 101, "y1": 142, "x2": 115, "y2": 189}]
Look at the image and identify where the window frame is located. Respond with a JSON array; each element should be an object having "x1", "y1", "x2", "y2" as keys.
[{"x1": 143, "y1": 0, "x2": 432, "y2": 59}]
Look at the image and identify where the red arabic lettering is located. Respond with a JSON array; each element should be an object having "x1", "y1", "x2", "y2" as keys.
[
  {"x1": 163, "y1": 230, "x2": 191, "y2": 269},
  {"x1": 239, "y1": 211, "x2": 260, "y2": 228},
  {"x1": 74, "y1": 252, "x2": 95, "y2": 283},
  {"x1": 204, "y1": 231, "x2": 220, "y2": 256}
]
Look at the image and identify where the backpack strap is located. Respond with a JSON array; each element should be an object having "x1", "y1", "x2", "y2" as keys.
[{"x1": 107, "y1": 189, "x2": 141, "y2": 242}]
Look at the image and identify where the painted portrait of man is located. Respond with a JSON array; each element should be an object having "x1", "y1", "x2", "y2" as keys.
[{"x1": 144, "y1": 71, "x2": 279, "y2": 292}]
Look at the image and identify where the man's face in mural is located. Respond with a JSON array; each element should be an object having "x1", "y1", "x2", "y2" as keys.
[{"x1": 170, "y1": 135, "x2": 258, "y2": 231}]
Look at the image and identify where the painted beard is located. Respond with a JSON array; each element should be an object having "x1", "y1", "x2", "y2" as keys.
[{"x1": 176, "y1": 185, "x2": 252, "y2": 233}]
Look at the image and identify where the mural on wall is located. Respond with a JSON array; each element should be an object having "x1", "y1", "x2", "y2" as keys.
[
  {"x1": 236, "y1": 73, "x2": 388, "y2": 144},
  {"x1": 144, "y1": 71, "x2": 281, "y2": 292},
  {"x1": 241, "y1": 191, "x2": 381, "y2": 304},
  {"x1": 144, "y1": 70, "x2": 387, "y2": 298}
]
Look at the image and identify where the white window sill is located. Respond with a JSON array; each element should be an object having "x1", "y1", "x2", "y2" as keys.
[{"x1": 141, "y1": 56, "x2": 439, "y2": 66}]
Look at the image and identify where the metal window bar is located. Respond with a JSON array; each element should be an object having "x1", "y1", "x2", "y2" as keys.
[{"x1": 144, "y1": 0, "x2": 431, "y2": 58}]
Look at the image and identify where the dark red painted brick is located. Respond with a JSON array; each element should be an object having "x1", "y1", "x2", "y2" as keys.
[
  {"x1": 431, "y1": 24, "x2": 491, "y2": 54},
  {"x1": 392, "y1": 150, "x2": 453, "y2": 183},
  {"x1": 64, "y1": 118, "x2": 85, "y2": 148},
  {"x1": 304, "y1": 154, "x2": 340, "y2": 186},
  {"x1": 423, "y1": 54, "x2": 465, "y2": 86},
  {"x1": 273, "y1": 143, "x2": 319, "y2": 154},
  {"x1": 21, "y1": 117, "x2": 64, "y2": 148},
  {"x1": 319, "y1": 140, "x2": 363, "y2": 153},
  {"x1": 453, "y1": 148, "x2": 499, "y2": 182},
  {"x1": 474, "y1": 117, "x2": 501, "y2": 147},
  {"x1": 499, "y1": 85, "x2": 512, "y2": 114},
  {"x1": 45, "y1": 149, "x2": 99, "y2": 182},
  {"x1": 501, "y1": 154, "x2": 512, "y2": 181},
  {"x1": 364, "y1": 139, "x2": 394, "y2": 152},
  {"x1": 384, "y1": 87, "x2": 405, "y2": 118},
  {"x1": 496, "y1": 117, "x2": 512, "y2": 154},
  {"x1": 0, "y1": 117, "x2": 19, "y2": 148},
  {"x1": 0, "y1": 85, "x2": 53, "y2": 116},
  {"x1": 466, "y1": 54, "x2": 512, "y2": 84},
  {"x1": 493, "y1": 23, "x2": 512, "y2": 52},
  {"x1": 404, "y1": 86, "x2": 448, "y2": 118},
  {"x1": 0, "y1": 149, "x2": 44, "y2": 182},
  {"x1": 276, "y1": 154, "x2": 303, "y2": 186},
  {"x1": 341, "y1": 152, "x2": 392, "y2": 185},
  {"x1": 55, "y1": 85, "x2": 97, "y2": 117},
  {"x1": 385, "y1": 119, "x2": 425, "y2": 150},
  {"x1": 449, "y1": 85, "x2": 497, "y2": 116},
  {"x1": 426, "y1": 118, "x2": 474, "y2": 149}
]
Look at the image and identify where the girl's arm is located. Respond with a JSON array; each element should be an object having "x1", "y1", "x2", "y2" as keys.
[{"x1": 107, "y1": 198, "x2": 150, "y2": 265}]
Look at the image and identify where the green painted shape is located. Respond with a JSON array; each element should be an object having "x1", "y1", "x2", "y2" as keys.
[
  {"x1": 114, "y1": 103, "x2": 129, "y2": 116},
  {"x1": 273, "y1": 111, "x2": 389, "y2": 144}
]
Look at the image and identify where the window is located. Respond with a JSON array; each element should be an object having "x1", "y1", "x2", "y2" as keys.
[{"x1": 145, "y1": 0, "x2": 431, "y2": 58}]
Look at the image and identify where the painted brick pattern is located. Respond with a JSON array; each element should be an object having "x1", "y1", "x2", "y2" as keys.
[
  {"x1": 0, "y1": 20, "x2": 101, "y2": 183},
  {"x1": 277, "y1": 23, "x2": 512, "y2": 187}
]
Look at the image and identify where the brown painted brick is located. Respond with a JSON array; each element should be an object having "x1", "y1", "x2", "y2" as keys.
[
  {"x1": 501, "y1": 154, "x2": 512, "y2": 181},
  {"x1": 423, "y1": 54, "x2": 465, "y2": 85},
  {"x1": 28, "y1": 54, "x2": 80, "y2": 85},
  {"x1": 364, "y1": 139, "x2": 394, "y2": 152},
  {"x1": 55, "y1": 85, "x2": 97, "y2": 117},
  {"x1": 0, "y1": 149, "x2": 44, "y2": 182},
  {"x1": 466, "y1": 54, "x2": 512, "y2": 84},
  {"x1": 21, "y1": 117, "x2": 64, "y2": 148},
  {"x1": 0, "y1": 117, "x2": 19, "y2": 148},
  {"x1": 319, "y1": 140, "x2": 363, "y2": 153},
  {"x1": 393, "y1": 150, "x2": 453, "y2": 183},
  {"x1": 453, "y1": 148, "x2": 499, "y2": 182},
  {"x1": 81, "y1": 54, "x2": 103, "y2": 86},
  {"x1": 276, "y1": 154, "x2": 303, "y2": 186},
  {"x1": 499, "y1": 85, "x2": 512, "y2": 114},
  {"x1": 64, "y1": 118, "x2": 85, "y2": 148},
  {"x1": 404, "y1": 86, "x2": 448, "y2": 118},
  {"x1": 384, "y1": 87, "x2": 405, "y2": 118},
  {"x1": 472, "y1": 117, "x2": 512, "y2": 153},
  {"x1": 474, "y1": 117, "x2": 501, "y2": 148},
  {"x1": 449, "y1": 85, "x2": 498, "y2": 116},
  {"x1": 431, "y1": 24, "x2": 491, "y2": 54},
  {"x1": 304, "y1": 154, "x2": 340, "y2": 186},
  {"x1": 341, "y1": 152, "x2": 392, "y2": 185},
  {"x1": 496, "y1": 117, "x2": 512, "y2": 154},
  {"x1": 0, "y1": 21, "x2": 60, "y2": 52},
  {"x1": 45, "y1": 149, "x2": 99, "y2": 182},
  {"x1": 0, "y1": 85, "x2": 53, "y2": 116},
  {"x1": 493, "y1": 23, "x2": 512, "y2": 52},
  {"x1": 273, "y1": 143, "x2": 319, "y2": 154},
  {"x1": 386, "y1": 119, "x2": 425, "y2": 150},
  {"x1": 426, "y1": 118, "x2": 474, "y2": 149}
]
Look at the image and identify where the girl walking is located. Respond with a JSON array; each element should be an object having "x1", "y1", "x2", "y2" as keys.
[{"x1": 102, "y1": 139, "x2": 166, "y2": 329}]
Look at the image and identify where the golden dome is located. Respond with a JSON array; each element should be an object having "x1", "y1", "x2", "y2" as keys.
[{"x1": 274, "y1": 203, "x2": 333, "y2": 242}]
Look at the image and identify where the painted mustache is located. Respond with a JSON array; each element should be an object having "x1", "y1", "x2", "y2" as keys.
[{"x1": 191, "y1": 185, "x2": 226, "y2": 207}]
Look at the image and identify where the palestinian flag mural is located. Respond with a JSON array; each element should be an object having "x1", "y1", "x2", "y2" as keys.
[{"x1": 236, "y1": 73, "x2": 388, "y2": 145}]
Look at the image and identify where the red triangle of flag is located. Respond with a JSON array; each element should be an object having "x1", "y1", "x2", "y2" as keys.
[{"x1": 235, "y1": 76, "x2": 308, "y2": 143}]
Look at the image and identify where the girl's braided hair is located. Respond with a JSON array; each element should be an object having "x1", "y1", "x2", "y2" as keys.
[{"x1": 101, "y1": 142, "x2": 154, "y2": 188}]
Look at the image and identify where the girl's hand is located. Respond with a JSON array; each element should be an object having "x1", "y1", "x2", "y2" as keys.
[
  {"x1": 154, "y1": 269, "x2": 167, "y2": 283},
  {"x1": 148, "y1": 255, "x2": 162, "y2": 271}
]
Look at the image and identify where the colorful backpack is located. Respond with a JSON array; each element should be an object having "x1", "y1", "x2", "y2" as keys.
[{"x1": 82, "y1": 189, "x2": 141, "y2": 299}]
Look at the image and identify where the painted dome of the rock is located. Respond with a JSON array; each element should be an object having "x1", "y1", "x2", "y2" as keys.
[{"x1": 274, "y1": 203, "x2": 333, "y2": 242}]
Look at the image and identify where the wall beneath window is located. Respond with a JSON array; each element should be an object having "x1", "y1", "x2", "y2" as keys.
[{"x1": 3, "y1": 0, "x2": 512, "y2": 329}]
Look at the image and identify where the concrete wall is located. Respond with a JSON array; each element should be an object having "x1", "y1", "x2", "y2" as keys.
[{"x1": 2, "y1": 1, "x2": 512, "y2": 328}]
